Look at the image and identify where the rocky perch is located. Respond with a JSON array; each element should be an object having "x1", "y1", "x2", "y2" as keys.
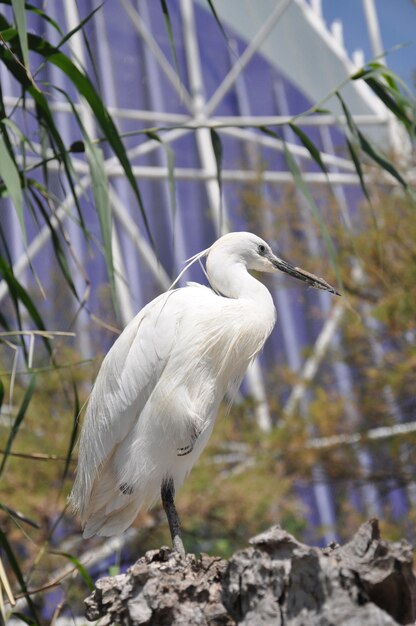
[{"x1": 85, "y1": 519, "x2": 416, "y2": 625}]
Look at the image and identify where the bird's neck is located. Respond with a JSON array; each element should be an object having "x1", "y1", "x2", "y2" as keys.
[{"x1": 208, "y1": 260, "x2": 276, "y2": 316}]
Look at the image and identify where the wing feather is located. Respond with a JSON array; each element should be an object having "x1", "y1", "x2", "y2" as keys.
[{"x1": 69, "y1": 291, "x2": 178, "y2": 517}]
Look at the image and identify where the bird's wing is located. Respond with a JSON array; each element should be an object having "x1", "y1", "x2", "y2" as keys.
[{"x1": 69, "y1": 290, "x2": 180, "y2": 515}]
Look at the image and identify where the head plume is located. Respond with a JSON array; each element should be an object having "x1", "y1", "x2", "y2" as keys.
[{"x1": 170, "y1": 245, "x2": 212, "y2": 290}]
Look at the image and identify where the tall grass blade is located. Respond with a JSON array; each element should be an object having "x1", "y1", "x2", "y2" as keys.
[
  {"x1": 0, "y1": 529, "x2": 41, "y2": 624},
  {"x1": 25, "y1": 31, "x2": 153, "y2": 245},
  {"x1": 50, "y1": 551, "x2": 94, "y2": 591},
  {"x1": 0, "y1": 374, "x2": 37, "y2": 477},
  {"x1": 159, "y1": 0, "x2": 179, "y2": 75},
  {"x1": 0, "y1": 503, "x2": 40, "y2": 529},
  {"x1": 85, "y1": 141, "x2": 117, "y2": 308},
  {"x1": 352, "y1": 63, "x2": 414, "y2": 135},
  {"x1": 0, "y1": 16, "x2": 81, "y2": 233},
  {"x1": 11, "y1": 0, "x2": 29, "y2": 70},
  {"x1": 289, "y1": 123, "x2": 328, "y2": 174},
  {"x1": 283, "y1": 140, "x2": 342, "y2": 291},
  {"x1": 56, "y1": 3, "x2": 103, "y2": 51},
  {"x1": 345, "y1": 137, "x2": 370, "y2": 202},
  {"x1": 62, "y1": 380, "x2": 80, "y2": 483},
  {"x1": 205, "y1": 0, "x2": 228, "y2": 41},
  {"x1": 0, "y1": 0, "x2": 63, "y2": 34},
  {"x1": 0, "y1": 132, "x2": 24, "y2": 240},
  {"x1": 364, "y1": 76, "x2": 413, "y2": 132},
  {"x1": 358, "y1": 130, "x2": 408, "y2": 189},
  {"x1": 28, "y1": 185, "x2": 80, "y2": 300},
  {"x1": 337, "y1": 91, "x2": 408, "y2": 190},
  {"x1": 145, "y1": 131, "x2": 177, "y2": 227},
  {"x1": 0, "y1": 553, "x2": 15, "y2": 609},
  {"x1": 0, "y1": 254, "x2": 50, "y2": 354},
  {"x1": 0, "y1": 23, "x2": 87, "y2": 233},
  {"x1": 336, "y1": 92, "x2": 358, "y2": 140},
  {"x1": 210, "y1": 128, "x2": 223, "y2": 230}
]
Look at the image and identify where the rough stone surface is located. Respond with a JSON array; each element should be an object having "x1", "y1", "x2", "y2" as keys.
[
  {"x1": 85, "y1": 546, "x2": 231, "y2": 625},
  {"x1": 85, "y1": 519, "x2": 416, "y2": 625}
]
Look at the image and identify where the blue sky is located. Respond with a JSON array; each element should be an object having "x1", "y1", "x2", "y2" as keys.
[{"x1": 322, "y1": 0, "x2": 416, "y2": 91}]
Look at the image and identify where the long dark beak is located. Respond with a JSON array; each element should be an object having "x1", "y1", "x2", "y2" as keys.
[{"x1": 270, "y1": 254, "x2": 340, "y2": 296}]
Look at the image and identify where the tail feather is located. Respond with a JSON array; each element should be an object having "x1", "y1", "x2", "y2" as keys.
[
  {"x1": 83, "y1": 499, "x2": 141, "y2": 537},
  {"x1": 74, "y1": 447, "x2": 157, "y2": 537}
]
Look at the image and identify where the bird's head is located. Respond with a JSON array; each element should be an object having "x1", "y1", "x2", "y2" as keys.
[{"x1": 206, "y1": 232, "x2": 340, "y2": 295}]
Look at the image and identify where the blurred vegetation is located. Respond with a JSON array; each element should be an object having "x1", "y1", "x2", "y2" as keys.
[
  {"x1": 241, "y1": 175, "x2": 416, "y2": 539},
  {"x1": 0, "y1": 0, "x2": 415, "y2": 623}
]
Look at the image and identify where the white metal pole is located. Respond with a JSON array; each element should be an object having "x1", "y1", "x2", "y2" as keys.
[
  {"x1": 362, "y1": 0, "x2": 385, "y2": 61},
  {"x1": 204, "y1": 0, "x2": 294, "y2": 116}
]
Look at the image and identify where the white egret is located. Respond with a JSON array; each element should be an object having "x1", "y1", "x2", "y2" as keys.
[{"x1": 70, "y1": 232, "x2": 339, "y2": 555}]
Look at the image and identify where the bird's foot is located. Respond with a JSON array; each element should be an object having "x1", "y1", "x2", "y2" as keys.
[
  {"x1": 172, "y1": 534, "x2": 186, "y2": 557},
  {"x1": 161, "y1": 477, "x2": 186, "y2": 558}
]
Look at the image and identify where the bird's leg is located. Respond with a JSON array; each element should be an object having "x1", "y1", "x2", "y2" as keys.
[{"x1": 161, "y1": 477, "x2": 185, "y2": 557}]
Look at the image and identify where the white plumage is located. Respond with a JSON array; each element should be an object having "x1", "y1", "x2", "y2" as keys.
[{"x1": 70, "y1": 231, "x2": 338, "y2": 551}]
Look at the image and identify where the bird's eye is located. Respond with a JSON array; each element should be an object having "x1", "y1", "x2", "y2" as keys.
[{"x1": 258, "y1": 244, "x2": 266, "y2": 255}]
